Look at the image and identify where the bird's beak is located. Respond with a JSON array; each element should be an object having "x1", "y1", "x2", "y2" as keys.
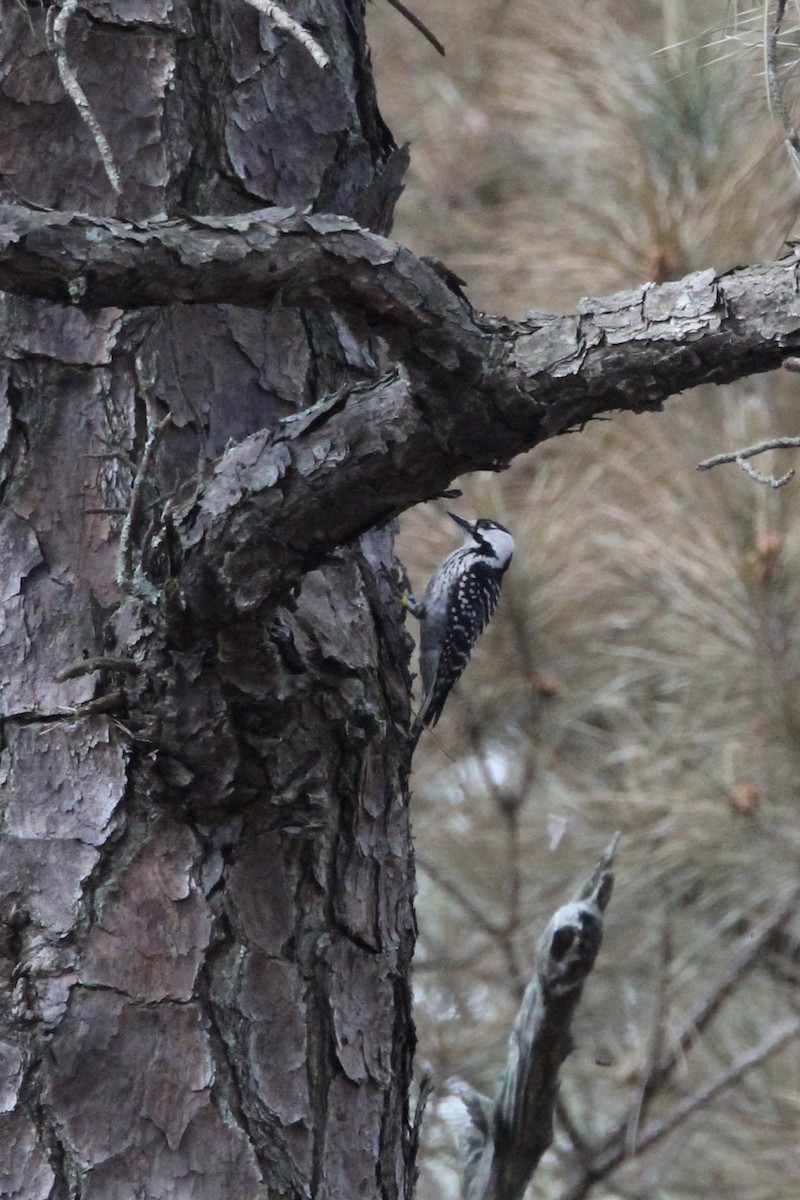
[{"x1": 447, "y1": 512, "x2": 473, "y2": 533}]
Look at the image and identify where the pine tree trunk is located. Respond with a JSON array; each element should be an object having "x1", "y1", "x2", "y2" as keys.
[{"x1": 0, "y1": 3, "x2": 416, "y2": 1196}]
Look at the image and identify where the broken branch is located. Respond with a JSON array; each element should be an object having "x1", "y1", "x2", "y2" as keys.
[{"x1": 462, "y1": 835, "x2": 618, "y2": 1200}]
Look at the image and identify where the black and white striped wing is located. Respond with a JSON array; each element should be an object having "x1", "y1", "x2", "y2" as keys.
[{"x1": 423, "y1": 560, "x2": 503, "y2": 727}]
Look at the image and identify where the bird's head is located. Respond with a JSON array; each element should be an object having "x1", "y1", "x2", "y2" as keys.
[{"x1": 448, "y1": 513, "x2": 515, "y2": 567}]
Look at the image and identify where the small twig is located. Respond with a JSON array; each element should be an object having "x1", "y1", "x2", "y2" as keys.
[
  {"x1": 45, "y1": 1, "x2": 122, "y2": 195},
  {"x1": 82, "y1": 450, "x2": 138, "y2": 471},
  {"x1": 621, "y1": 887, "x2": 800, "y2": 1130},
  {"x1": 55, "y1": 655, "x2": 140, "y2": 683},
  {"x1": 625, "y1": 908, "x2": 672, "y2": 1154},
  {"x1": 460, "y1": 719, "x2": 529, "y2": 998},
  {"x1": 737, "y1": 456, "x2": 795, "y2": 488},
  {"x1": 246, "y1": 0, "x2": 330, "y2": 68},
  {"x1": 697, "y1": 436, "x2": 800, "y2": 488},
  {"x1": 669, "y1": 886, "x2": 800, "y2": 1070},
  {"x1": 554, "y1": 1094, "x2": 593, "y2": 1166},
  {"x1": 414, "y1": 951, "x2": 489, "y2": 972},
  {"x1": 405, "y1": 1073, "x2": 434, "y2": 1200},
  {"x1": 697, "y1": 436, "x2": 800, "y2": 468},
  {"x1": 116, "y1": 411, "x2": 173, "y2": 600},
  {"x1": 415, "y1": 851, "x2": 505, "y2": 940},
  {"x1": 384, "y1": 0, "x2": 446, "y2": 56},
  {"x1": 72, "y1": 691, "x2": 127, "y2": 717},
  {"x1": 633, "y1": 1016, "x2": 800, "y2": 1156},
  {"x1": 765, "y1": 0, "x2": 800, "y2": 175},
  {"x1": 502, "y1": 797, "x2": 525, "y2": 1000}
]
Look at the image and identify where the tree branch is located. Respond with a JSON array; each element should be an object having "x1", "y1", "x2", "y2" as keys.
[
  {"x1": 632, "y1": 1016, "x2": 800, "y2": 1156},
  {"x1": 462, "y1": 835, "x2": 618, "y2": 1200},
  {"x1": 2, "y1": 202, "x2": 800, "y2": 619},
  {"x1": 0, "y1": 203, "x2": 799, "y2": 406},
  {"x1": 697, "y1": 436, "x2": 800, "y2": 489}
]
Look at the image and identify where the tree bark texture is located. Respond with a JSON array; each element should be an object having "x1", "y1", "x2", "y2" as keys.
[
  {"x1": 0, "y1": 3, "x2": 416, "y2": 1198},
  {"x1": 1, "y1": 212, "x2": 800, "y2": 586},
  {"x1": 4, "y1": 3, "x2": 800, "y2": 1199}
]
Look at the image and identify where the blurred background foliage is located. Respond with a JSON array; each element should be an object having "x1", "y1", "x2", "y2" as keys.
[{"x1": 368, "y1": 2, "x2": 800, "y2": 1197}]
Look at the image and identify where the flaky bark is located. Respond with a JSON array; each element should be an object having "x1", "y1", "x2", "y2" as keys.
[
  {"x1": 1, "y1": 206, "x2": 800, "y2": 608},
  {"x1": 0, "y1": 3, "x2": 415, "y2": 1198},
  {"x1": 1, "y1": 3, "x2": 797, "y2": 1199}
]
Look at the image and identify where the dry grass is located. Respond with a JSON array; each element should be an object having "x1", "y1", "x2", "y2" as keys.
[{"x1": 371, "y1": 2, "x2": 800, "y2": 1197}]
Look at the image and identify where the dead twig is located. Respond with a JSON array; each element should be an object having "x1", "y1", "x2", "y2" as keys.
[
  {"x1": 384, "y1": 0, "x2": 446, "y2": 56},
  {"x1": 737, "y1": 456, "x2": 795, "y2": 488},
  {"x1": 406, "y1": 1073, "x2": 434, "y2": 1200},
  {"x1": 55, "y1": 656, "x2": 140, "y2": 682},
  {"x1": 626, "y1": 908, "x2": 673, "y2": 1155},
  {"x1": 632, "y1": 1016, "x2": 800, "y2": 1156},
  {"x1": 665, "y1": 886, "x2": 800, "y2": 1075},
  {"x1": 45, "y1": 1, "x2": 122, "y2": 195},
  {"x1": 697, "y1": 436, "x2": 800, "y2": 488},
  {"x1": 457, "y1": 717, "x2": 531, "y2": 999},
  {"x1": 559, "y1": 1018, "x2": 800, "y2": 1200},
  {"x1": 765, "y1": 0, "x2": 800, "y2": 176},
  {"x1": 246, "y1": 0, "x2": 330, "y2": 68},
  {"x1": 415, "y1": 851, "x2": 505, "y2": 940},
  {"x1": 116, "y1": 411, "x2": 173, "y2": 601},
  {"x1": 71, "y1": 691, "x2": 127, "y2": 717},
  {"x1": 462, "y1": 835, "x2": 618, "y2": 1200},
  {"x1": 554, "y1": 1094, "x2": 594, "y2": 1167}
]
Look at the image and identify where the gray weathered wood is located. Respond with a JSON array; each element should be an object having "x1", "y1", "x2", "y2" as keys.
[{"x1": 462, "y1": 837, "x2": 618, "y2": 1200}]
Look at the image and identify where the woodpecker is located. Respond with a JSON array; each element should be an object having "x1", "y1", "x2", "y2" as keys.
[{"x1": 405, "y1": 513, "x2": 514, "y2": 730}]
